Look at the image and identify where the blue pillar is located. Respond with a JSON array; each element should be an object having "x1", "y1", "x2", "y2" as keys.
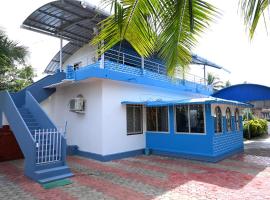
[
  {"x1": 223, "y1": 116, "x2": 227, "y2": 133},
  {"x1": 169, "y1": 106, "x2": 175, "y2": 135},
  {"x1": 205, "y1": 104, "x2": 214, "y2": 136},
  {"x1": 231, "y1": 116, "x2": 235, "y2": 132}
]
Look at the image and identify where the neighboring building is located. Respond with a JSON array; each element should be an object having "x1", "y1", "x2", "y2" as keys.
[
  {"x1": 0, "y1": 0, "x2": 250, "y2": 183},
  {"x1": 213, "y1": 84, "x2": 270, "y2": 120}
]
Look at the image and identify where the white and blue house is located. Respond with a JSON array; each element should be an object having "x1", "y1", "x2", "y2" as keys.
[{"x1": 0, "y1": 0, "x2": 251, "y2": 183}]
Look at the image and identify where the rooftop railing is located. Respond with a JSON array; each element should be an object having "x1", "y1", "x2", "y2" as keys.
[{"x1": 103, "y1": 49, "x2": 206, "y2": 85}]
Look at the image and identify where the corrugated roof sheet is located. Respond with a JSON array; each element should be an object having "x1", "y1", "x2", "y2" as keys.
[
  {"x1": 22, "y1": 0, "x2": 108, "y2": 74},
  {"x1": 122, "y1": 97, "x2": 252, "y2": 107}
]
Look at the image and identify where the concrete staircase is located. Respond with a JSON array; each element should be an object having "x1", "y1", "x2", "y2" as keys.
[{"x1": 0, "y1": 72, "x2": 72, "y2": 183}]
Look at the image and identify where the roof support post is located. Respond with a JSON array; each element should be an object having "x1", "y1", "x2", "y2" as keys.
[
  {"x1": 59, "y1": 35, "x2": 63, "y2": 72},
  {"x1": 203, "y1": 64, "x2": 206, "y2": 85}
]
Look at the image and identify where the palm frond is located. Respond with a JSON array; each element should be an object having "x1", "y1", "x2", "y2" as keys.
[
  {"x1": 239, "y1": 0, "x2": 269, "y2": 39},
  {"x1": 92, "y1": 0, "x2": 218, "y2": 73}
]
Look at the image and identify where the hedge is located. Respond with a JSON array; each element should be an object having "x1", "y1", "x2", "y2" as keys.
[{"x1": 243, "y1": 118, "x2": 268, "y2": 139}]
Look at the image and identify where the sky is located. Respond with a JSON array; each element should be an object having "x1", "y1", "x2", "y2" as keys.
[{"x1": 0, "y1": 0, "x2": 270, "y2": 86}]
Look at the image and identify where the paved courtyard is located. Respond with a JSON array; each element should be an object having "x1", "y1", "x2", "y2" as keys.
[{"x1": 0, "y1": 139, "x2": 270, "y2": 200}]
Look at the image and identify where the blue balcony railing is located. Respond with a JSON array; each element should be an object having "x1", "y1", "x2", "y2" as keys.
[{"x1": 103, "y1": 49, "x2": 206, "y2": 85}]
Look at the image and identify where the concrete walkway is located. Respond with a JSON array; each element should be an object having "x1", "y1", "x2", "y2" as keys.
[{"x1": 0, "y1": 139, "x2": 270, "y2": 200}]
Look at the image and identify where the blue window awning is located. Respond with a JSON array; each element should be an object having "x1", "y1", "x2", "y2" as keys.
[{"x1": 121, "y1": 97, "x2": 252, "y2": 107}]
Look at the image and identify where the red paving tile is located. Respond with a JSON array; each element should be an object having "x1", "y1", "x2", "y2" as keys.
[
  {"x1": 0, "y1": 162, "x2": 77, "y2": 200},
  {"x1": 72, "y1": 173, "x2": 151, "y2": 200},
  {"x1": 1, "y1": 149, "x2": 270, "y2": 200}
]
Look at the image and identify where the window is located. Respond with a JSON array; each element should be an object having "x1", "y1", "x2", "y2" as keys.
[
  {"x1": 146, "y1": 107, "x2": 168, "y2": 132},
  {"x1": 226, "y1": 107, "x2": 232, "y2": 132},
  {"x1": 235, "y1": 108, "x2": 240, "y2": 131},
  {"x1": 215, "y1": 106, "x2": 222, "y2": 133},
  {"x1": 175, "y1": 105, "x2": 189, "y2": 132},
  {"x1": 175, "y1": 104, "x2": 205, "y2": 134},
  {"x1": 190, "y1": 105, "x2": 205, "y2": 133},
  {"x1": 126, "y1": 105, "x2": 143, "y2": 135}
]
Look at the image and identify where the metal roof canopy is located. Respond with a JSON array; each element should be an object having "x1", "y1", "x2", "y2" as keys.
[
  {"x1": 122, "y1": 97, "x2": 252, "y2": 108},
  {"x1": 22, "y1": 0, "x2": 108, "y2": 73},
  {"x1": 22, "y1": 0, "x2": 228, "y2": 75}
]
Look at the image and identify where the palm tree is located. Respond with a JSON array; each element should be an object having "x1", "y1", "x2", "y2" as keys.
[
  {"x1": 207, "y1": 72, "x2": 223, "y2": 91},
  {"x1": 239, "y1": 0, "x2": 269, "y2": 39},
  {"x1": 0, "y1": 29, "x2": 28, "y2": 68},
  {"x1": 92, "y1": 0, "x2": 218, "y2": 74},
  {"x1": 0, "y1": 29, "x2": 34, "y2": 92}
]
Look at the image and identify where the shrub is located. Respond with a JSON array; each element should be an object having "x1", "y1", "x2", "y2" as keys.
[{"x1": 243, "y1": 118, "x2": 268, "y2": 139}]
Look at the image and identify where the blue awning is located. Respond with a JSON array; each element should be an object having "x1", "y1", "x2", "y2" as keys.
[{"x1": 121, "y1": 97, "x2": 252, "y2": 107}]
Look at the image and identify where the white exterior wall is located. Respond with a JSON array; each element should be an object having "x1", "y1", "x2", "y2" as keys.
[
  {"x1": 41, "y1": 78, "x2": 207, "y2": 156},
  {"x1": 63, "y1": 44, "x2": 97, "y2": 70},
  {"x1": 41, "y1": 79, "x2": 103, "y2": 155},
  {"x1": 101, "y1": 79, "x2": 206, "y2": 155}
]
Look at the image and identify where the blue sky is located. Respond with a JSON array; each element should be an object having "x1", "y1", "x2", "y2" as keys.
[{"x1": 0, "y1": 0, "x2": 270, "y2": 86}]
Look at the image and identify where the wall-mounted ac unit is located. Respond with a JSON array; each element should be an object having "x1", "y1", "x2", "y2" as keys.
[{"x1": 69, "y1": 98, "x2": 85, "y2": 113}]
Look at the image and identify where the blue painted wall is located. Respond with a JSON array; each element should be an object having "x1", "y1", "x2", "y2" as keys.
[
  {"x1": 212, "y1": 84, "x2": 270, "y2": 102},
  {"x1": 146, "y1": 104, "x2": 244, "y2": 162}
]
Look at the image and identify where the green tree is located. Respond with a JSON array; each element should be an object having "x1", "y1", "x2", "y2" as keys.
[
  {"x1": 0, "y1": 29, "x2": 35, "y2": 92},
  {"x1": 92, "y1": 0, "x2": 218, "y2": 74},
  {"x1": 207, "y1": 72, "x2": 223, "y2": 91},
  {"x1": 239, "y1": 0, "x2": 269, "y2": 39}
]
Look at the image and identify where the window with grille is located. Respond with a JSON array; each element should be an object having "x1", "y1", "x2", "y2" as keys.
[
  {"x1": 226, "y1": 107, "x2": 232, "y2": 132},
  {"x1": 126, "y1": 105, "x2": 143, "y2": 135},
  {"x1": 235, "y1": 108, "x2": 240, "y2": 131},
  {"x1": 214, "y1": 106, "x2": 223, "y2": 133}
]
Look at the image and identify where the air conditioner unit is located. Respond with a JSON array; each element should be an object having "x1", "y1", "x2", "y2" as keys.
[{"x1": 69, "y1": 98, "x2": 85, "y2": 113}]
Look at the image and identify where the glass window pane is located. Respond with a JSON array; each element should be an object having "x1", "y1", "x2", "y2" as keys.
[
  {"x1": 190, "y1": 105, "x2": 205, "y2": 133},
  {"x1": 157, "y1": 107, "x2": 168, "y2": 132},
  {"x1": 235, "y1": 108, "x2": 240, "y2": 131},
  {"x1": 126, "y1": 105, "x2": 142, "y2": 135},
  {"x1": 147, "y1": 107, "x2": 157, "y2": 131},
  {"x1": 175, "y1": 105, "x2": 189, "y2": 132},
  {"x1": 134, "y1": 106, "x2": 142, "y2": 132},
  {"x1": 126, "y1": 105, "x2": 134, "y2": 133}
]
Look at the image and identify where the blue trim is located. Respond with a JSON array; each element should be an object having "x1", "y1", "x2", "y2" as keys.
[
  {"x1": 67, "y1": 145, "x2": 78, "y2": 155},
  {"x1": 150, "y1": 146, "x2": 243, "y2": 163},
  {"x1": 76, "y1": 149, "x2": 144, "y2": 162}
]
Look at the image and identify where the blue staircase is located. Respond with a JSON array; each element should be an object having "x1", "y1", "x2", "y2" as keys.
[{"x1": 0, "y1": 72, "x2": 73, "y2": 183}]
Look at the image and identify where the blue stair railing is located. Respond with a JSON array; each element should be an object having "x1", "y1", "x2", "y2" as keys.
[{"x1": 0, "y1": 72, "x2": 72, "y2": 183}]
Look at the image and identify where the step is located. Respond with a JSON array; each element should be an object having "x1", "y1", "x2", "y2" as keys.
[
  {"x1": 35, "y1": 165, "x2": 72, "y2": 181},
  {"x1": 25, "y1": 122, "x2": 39, "y2": 126},
  {"x1": 38, "y1": 173, "x2": 74, "y2": 184}
]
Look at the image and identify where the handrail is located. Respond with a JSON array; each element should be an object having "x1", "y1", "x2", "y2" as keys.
[
  {"x1": 104, "y1": 48, "x2": 206, "y2": 85},
  {"x1": 0, "y1": 91, "x2": 35, "y2": 157}
]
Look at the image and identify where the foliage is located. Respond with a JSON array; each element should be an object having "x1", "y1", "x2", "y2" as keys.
[
  {"x1": 92, "y1": 0, "x2": 219, "y2": 74},
  {"x1": 239, "y1": 0, "x2": 270, "y2": 39},
  {"x1": 243, "y1": 118, "x2": 268, "y2": 139},
  {"x1": 224, "y1": 80, "x2": 231, "y2": 87},
  {"x1": 242, "y1": 109, "x2": 255, "y2": 121},
  {"x1": 0, "y1": 29, "x2": 35, "y2": 92},
  {"x1": 207, "y1": 72, "x2": 223, "y2": 91}
]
